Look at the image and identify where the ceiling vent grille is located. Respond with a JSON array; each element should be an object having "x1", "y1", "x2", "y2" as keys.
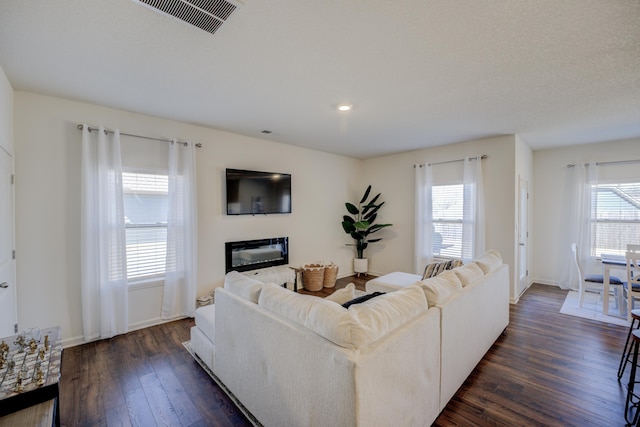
[{"x1": 134, "y1": 0, "x2": 238, "y2": 35}]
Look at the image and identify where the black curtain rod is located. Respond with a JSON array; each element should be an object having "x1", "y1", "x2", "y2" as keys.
[{"x1": 77, "y1": 124, "x2": 201, "y2": 148}]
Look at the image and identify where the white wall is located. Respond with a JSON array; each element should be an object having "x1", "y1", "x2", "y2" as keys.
[
  {"x1": 532, "y1": 137, "x2": 640, "y2": 287},
  {"x1": 13, "y1": 91, "x2": 361, "y2": 345},
  {"x1": 361, "y1": 135, "x2": 517, "y2": 293},
  {"x1": 0, "y1": 65, "x2": 12, "y2": 154}
]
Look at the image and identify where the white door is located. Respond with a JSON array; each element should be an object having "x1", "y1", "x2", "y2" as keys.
[
  {"x1": 0, "y1": 147, "x2": 17, "y2": 337},
  {"x1": 517, "y1": 177, "x2": 528, "y2": 297}
]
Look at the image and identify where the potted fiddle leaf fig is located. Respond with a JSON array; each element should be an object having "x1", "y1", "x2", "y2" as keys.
[{"x1": 341, "y1": 185, "x2": 393, "y2": 275}]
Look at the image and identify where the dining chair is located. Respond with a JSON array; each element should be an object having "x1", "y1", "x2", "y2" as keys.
[
  {"x1": 626, "y1": 250, "x2": 640, "y2": 321},
  {"x1": 571, "y1": 243, "x2": 623, "y2": 308}
]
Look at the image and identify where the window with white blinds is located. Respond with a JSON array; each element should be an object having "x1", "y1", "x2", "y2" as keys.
[
  {"x1": 432, "y1": 184, "x2": 464, "y2": 258},
  {"x1": 591, "y1": 181, "x2": 640, "y2": 257},
  {"x1": 122, "y1": 172, "x2": 168, "y2": 282}
]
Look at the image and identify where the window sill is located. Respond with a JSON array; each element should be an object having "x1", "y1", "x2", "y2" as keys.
[{"x1": 128, "y1": 278, "x2": 164, "y2": 291}]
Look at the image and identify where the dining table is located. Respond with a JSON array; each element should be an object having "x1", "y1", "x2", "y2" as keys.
[{"x1": 601, "y1": 253, "x2": 630, "y2": 316}]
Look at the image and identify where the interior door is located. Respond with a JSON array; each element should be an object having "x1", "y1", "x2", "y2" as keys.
[
  {"x1": 0, "y1": 147, "x2": 17, "y2": 337},
  {"x1": 517, "y1": 177, "x2": 529, "y2": 297}
]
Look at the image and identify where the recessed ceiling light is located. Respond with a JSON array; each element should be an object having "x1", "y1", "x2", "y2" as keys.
[
  {"x1": 260, "y1": 130, "x2": 272, "y2": 134},
  {"x1": 337, "y1": 104, "x2": 352, "y2": 112}
]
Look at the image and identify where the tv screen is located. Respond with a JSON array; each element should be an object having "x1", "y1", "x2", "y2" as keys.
[{"x1": 226, "y1": 168, "x2": 292, "y2": 215}]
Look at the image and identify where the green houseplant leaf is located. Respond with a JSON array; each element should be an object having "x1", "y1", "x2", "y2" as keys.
[{"x1": 342, "y1": 186, "x2": 393, "y2": 259}]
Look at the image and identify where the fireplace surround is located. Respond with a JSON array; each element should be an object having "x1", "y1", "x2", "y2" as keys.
[{"x1": 225, "y1": 237, "x2": 289, "y2": 273}]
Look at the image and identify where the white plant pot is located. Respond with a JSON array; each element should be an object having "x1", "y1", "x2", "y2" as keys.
[{"x1": 354, "y1": 258, "x2": 368, "y2": 274}]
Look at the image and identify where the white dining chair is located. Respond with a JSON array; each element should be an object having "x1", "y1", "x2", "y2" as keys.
[
  {"x1": 571, "y1": 243, "x2": 623, "y2": 308},
  {"x1": 626, "y1": 250, "x2": 640, "y2": 321}
]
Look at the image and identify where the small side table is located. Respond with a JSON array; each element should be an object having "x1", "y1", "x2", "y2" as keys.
[{"x1": 0, "y1": 327, "x2": 62, "y2": 427}]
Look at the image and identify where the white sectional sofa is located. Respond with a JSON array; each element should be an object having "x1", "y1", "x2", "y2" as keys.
[
  {"x1": 366, "y1": 250, "x2": 510, "y2": 410},
  {"x1": 190, "y1": 250, "x2": 509, "y2": 426}
]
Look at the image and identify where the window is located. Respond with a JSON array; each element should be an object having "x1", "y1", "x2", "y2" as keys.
[
  {"x1": 432, "y1": 184, "x2": 465, "y2": 259},
  {"x1": 122, "y1": 172, "x2": 168, "y2": 282},
  {"x1": 591, "y1": 181, "x2": 640, "y2": 257}
]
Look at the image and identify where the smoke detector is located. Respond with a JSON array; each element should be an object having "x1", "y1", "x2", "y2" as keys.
[{"x1": 131, "y1": 0, "x2": 239, "y2": 35}]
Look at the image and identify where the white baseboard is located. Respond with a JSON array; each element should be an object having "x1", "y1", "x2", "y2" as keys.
[
  {"x1": 61, "y1": 316, "x2": 187, "y2": 349},
  {"x1": 530, "y1": 278, "x2": 562, "y2": 288}
]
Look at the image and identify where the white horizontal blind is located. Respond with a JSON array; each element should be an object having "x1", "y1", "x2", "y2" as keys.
[
  {"x1": 591, "y1": 182, "x2": 640, "y2": 257},
  {"x1": 432, "y1": 184, "x2": 464, "y2": 258},
  {"x1": 122, "y1": 172, "x2": 169, "y2": 281}
]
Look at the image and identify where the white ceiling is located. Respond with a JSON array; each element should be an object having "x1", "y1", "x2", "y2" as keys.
[{"x1": 1, "y1": 0, "x2": 639, "y2": 159}]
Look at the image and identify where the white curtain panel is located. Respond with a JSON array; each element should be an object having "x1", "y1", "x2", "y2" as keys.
[
  {"x1": 162, "y1": 140, "x2": 198, "y2": 319},
  {"x1": 81, "y1": 126, "x2": 128, "y2": 340},
  {"x1": 414, "y1": 164, "x2": 433, "y2": 274},
  {"x1": 462, "y1": 157, "x2": 485, "y2": 263},
  {"x1": 564, "y1": 163, "x2": 598, "y2": 290}
]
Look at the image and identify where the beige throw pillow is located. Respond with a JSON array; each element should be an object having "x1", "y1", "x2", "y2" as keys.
[
  {"x1": 474, "y1": 249, "x2": 503, "y2": 274},
  {"x1": 417, "y1": 270, "x2": 463, "y2": 307},
  {"x1": 452, "y1": 262, "x2": 484, "y2": 287},
  {"x1": 224, "y1": 271, "x2": 266, "y2": 303},
  {"x1": 324, "y1": 283, "x2": 356, "y2": 305}
]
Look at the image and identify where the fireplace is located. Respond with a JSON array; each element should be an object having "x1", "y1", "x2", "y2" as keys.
[{"x1": 225, "y1": 237, "x2": 289, "y2": 273}]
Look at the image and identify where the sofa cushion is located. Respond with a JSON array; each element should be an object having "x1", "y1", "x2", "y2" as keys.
[
  {"x1": 347, "y1": 286, "x2": 428, "y2": 345},
  {"x1": 417, "y1": 270, "x2": 463, "y2": 307},
  {"x1": 194, "y1": 304, "x2": 216, "y2": 343},
  {"x1": 452, "y1": 262, "x2": 485, "y2": 287},
  {"x1": 258, "y1": 284, "x2": 428, "y2": 349},
  {"x1": 259, "y1": 285, "x2": 358, "y2": 347},
  {"x1": 224, "y1": 271, "x2": 266, "y2": 303},
  {"x1": 324, "y1": 283, "x2": 356, "y2": 305},
  {"x1": 474, "y1": 249, "x2": 503, "y2": 274},
  {"x1": 422, "y1": 259, "x2": 463, "y2": 280}
]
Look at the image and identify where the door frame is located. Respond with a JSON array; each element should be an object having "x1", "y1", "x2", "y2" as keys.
[
  {"x1": 517, "y1": 176, "x2": 529, "y2": 299},
  {"x1": 0, "y1": 145, "x2": 17, "y2": 336}
]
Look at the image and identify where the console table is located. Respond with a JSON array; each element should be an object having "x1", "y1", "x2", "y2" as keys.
[{"x1": 0, "y1": 326, "x2": 62, "y2": 426}]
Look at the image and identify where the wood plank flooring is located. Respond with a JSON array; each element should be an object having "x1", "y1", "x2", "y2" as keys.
[{"x1": 59, "y1": 280, "x2": 631, "y2": 426}]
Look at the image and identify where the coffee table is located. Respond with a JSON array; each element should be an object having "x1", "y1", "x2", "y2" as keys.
[{"x1": 0, "y1": 326, "x2": 62, "y2": 426}]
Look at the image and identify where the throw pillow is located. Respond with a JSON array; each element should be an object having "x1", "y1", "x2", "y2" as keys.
[
  {"x1": 422, "y1": 259, "x2": 463, "y2": 280},
  {"x1": 474, "y1": 249, "x2": 503, "y2": 274},
  {"x1": 324, "y1": 283, "x2": 356, "y2": 305},
  {"x1": 417, "y1": 270, "x2": 463, "y2": 307},
  {"x1": 342, "y1": 291, "x2": 385, "y2": 309},
  {"x1": 224, "y1": 271, "x2": 266, "y2": 303},
  {"x1": 452, "y1": 262, "x2": 484, "y2": 287}
]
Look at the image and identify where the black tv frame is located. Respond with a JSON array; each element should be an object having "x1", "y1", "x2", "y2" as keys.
[{"x1": 225, "y1": 168, "x2": 292, "y2": 215}]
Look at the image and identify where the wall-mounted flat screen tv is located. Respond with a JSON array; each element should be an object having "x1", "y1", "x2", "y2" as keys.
[{"x1": 226, "y1": 168, "x2": 292, "y2": 215}]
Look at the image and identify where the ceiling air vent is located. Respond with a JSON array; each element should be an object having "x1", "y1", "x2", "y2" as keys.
[{"x1": 133, "y1": 0, "x2": 238, "y2": 35}]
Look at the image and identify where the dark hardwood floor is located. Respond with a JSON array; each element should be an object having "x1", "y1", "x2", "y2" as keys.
[{"x1": 60, "y1": 279, "x2": 631, "y2": 426}]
